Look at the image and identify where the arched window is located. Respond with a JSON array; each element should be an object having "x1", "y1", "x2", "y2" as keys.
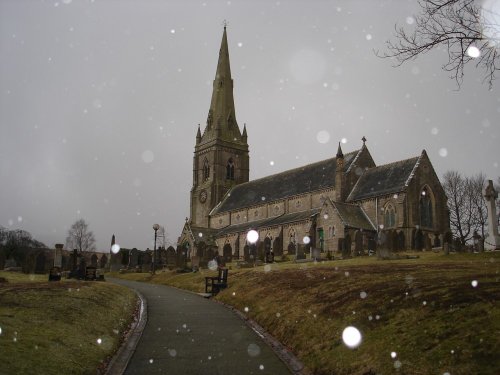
[
  {"x1": 329, "y1": 226, "x2": 335, "y2": 237},
  {"x1": 226, "y1": 158, "x2": 235, "y2": 180},
  {"x1": 203, "y1": 159, "x2": 210, "y2": 181},
  {"x1": 420, "y1": 186, "x2": 433, "y2": 228},
  {"x1": 289, "y1": 228, "x2": 296, "y2": 244},
  {"x1": 384, "y1": 204, "x2": 396, "y2": 228}
]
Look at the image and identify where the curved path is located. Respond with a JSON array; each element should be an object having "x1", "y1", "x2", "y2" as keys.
[{"x1": 110, "y1": 278, "x2": 292, "y2": 375}]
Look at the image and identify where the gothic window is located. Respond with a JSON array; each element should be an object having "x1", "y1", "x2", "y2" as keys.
[
  {"x1": 203, "y1": 159, "x2": 210, "y2": 181},
  {"x1": 226, "y1": 158, "x2": 235, "y2": 180},
  {"x1": 420, "y1": 186, "x2": 434, "y2": 228},
  {"x1": 384, "y1": 204, "x2": 396, "y2": 228},
  {"x1": 329, "y1": 226, "x2": 335, "y2": 238}
]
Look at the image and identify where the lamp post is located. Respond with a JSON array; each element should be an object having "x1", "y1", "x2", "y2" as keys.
[{"x1": 153, "y1": 224, "x2": 160, "y2": 274}]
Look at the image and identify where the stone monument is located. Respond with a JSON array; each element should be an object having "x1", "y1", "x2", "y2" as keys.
[
  {"x1": 54, "y1": 244, "x2": 63, "y2": 268},
  {"x1": 484, "y1": 180, "x2": 500, "y2": 250}
]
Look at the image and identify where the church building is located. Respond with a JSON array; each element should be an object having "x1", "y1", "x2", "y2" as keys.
[{"x1": 177, "y1": 28, "x2": 450, "y2": 263}]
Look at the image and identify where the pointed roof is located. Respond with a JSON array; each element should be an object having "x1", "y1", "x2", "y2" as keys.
[
  {"x1": 332, "y1": 201, "x2": 375, "y2": 231},
  {"x1": 347, "y1": 155, "x2": 421, "y2": 201},
  {"x1": 200, "y1": 26, "x2": 244, "y2": 144},
  {"x1": 336, "y1": 142, "x2": 344, "y2": 158}
]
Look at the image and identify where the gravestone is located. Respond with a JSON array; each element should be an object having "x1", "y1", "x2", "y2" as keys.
[
  {"x1": 142, "y1": 252, "x2": 152, "y2": 272},
  {"x1": 424, "y1": 234, "x2": 432, "y2": 252},
  {"x1": 54, "y1": 244, "x2": 63, "y2": 268},
  {"x1": 166, "y1": 247, "x2": 177, "y2": 268},
  {"x1": 90, "y1": 254, "x2": 98, "y2": 267},
  {"x1": 191, "y1": 255, "x2": 200, "y2": 271},
  {"x1": 484, "y1": 180, "x2": 500, "y2": 250},
  {"x1": 296, "y1": 244, "x2": 305, "y2": 260},
  {"x1": 129, "y1": 248, "x2": 139, "y2": 269},
  {"x1": 312, "y1": 248, "x2": 321, "y2": 261},
  {"x1": 77, "y1": 257, "x2": 86, "y2": 279},
  {"x1": 110, "y1": 252, "x2": 122, "y2": 272}
]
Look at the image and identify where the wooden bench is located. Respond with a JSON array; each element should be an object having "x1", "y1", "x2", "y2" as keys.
[{"x1": 205, "y1": 268, "x2": 228, "y2": 296}]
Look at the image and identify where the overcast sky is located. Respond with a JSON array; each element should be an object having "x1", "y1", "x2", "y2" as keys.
[{"x1": 1, "y1": 0, "x2": 498, "y2": 251}]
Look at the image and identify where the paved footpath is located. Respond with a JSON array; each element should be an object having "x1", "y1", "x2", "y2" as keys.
[{"x1": 109, "y1": 278, "x2": 292, "y2": 375}]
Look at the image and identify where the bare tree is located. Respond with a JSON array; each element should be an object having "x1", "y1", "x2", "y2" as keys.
[
  {"x1": 443, "y1": 170, "x2": 495, "y2": 246},
  {"x1": 0, "y1": 227, "x2": 46, "y2": 259},
  {"x1": 379, "y1": 0, "x2": 500, "y2": 88},
  {"x1": 469, "y1": 172, "x2": 488, "y2": 238},
  {"x1": 66, "y1": 219, "x2": 96, "y2": 254}
]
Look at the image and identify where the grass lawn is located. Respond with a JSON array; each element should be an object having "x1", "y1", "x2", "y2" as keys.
[
  {"x1": 0, "y1": 272, "x2": 137, "y2": 375},
  {"x1": 113, "y1": 251, "x2": 500, "y2": 375}
]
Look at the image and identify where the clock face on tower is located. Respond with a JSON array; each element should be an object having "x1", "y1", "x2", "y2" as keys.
[{"x1": 199, "y1": 189, "x2": 207, "y2": 203}]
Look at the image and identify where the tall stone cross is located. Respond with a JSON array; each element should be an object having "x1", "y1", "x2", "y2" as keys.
[{"x1": 484, "y1": 180, "x2": 500, "y2": 250}]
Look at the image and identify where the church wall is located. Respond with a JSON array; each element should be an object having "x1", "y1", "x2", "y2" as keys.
[
  {"x1": 405, "y1": 153, "x2": 450, "y2": 238},
  {"x1": 288, "y1": 195, "x2": 310, "y2": 213},
  {"x1": 215, "y1": 233, "x2": 238, "y2": 256},
  {"x1": 248, "y1": 204, "x2": 268, "y2": 221},
  {"x1": 317, "y1": 205, "x2": 345, "y2": 253},
  {"x1": 211, "y1": 212, "x2": 231, "y2": 229},
  {"x1": 231, "y1": 210, "x2": 248, "y2": 225},
  {"x1": 311, "y1": 189, "x2": 335, "y2": 207},
  {"x1": 282, "y1": 220, "x2": 313, "y2": 254},
  {"x1": 268, "y1": 201, "x2": 285, "y2": 217}
]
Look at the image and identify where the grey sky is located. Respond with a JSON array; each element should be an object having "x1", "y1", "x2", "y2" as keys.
[{"x1": 1, "y1": 0, "x2": 498, "y2": 251}]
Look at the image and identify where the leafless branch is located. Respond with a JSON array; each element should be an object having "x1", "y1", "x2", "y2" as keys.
[{"x1": 377, "y1": 0, "x2": 500, "y2": 88}]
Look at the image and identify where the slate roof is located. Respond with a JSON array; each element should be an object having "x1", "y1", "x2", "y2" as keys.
[
  {"x1": 347, "y1": 156, "x2": 420, "y2": 202},
  {"x1": 188, "y1": 225, "x2": 218, "y2": 245},
  {"x1": 216, "y1": 208, "x2": 320, "y2": 236},
  {"x1": 332, "y1": 202, "x2": 375, "y2": 231},
  {"x1": 211, "y1": 151, "x2": 359, "y2": 214}
]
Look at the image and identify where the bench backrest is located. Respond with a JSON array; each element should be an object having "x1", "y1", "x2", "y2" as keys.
[{"x1": 218, "y1": 268, "x2": 228, "y2": 282}]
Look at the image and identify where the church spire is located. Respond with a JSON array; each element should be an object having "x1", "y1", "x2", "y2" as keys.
[
  {"x1": 203, "y1": 26, "x2": 242, "y2": 142},
  {"x1": 336, "y1": 142, "x2": 344, "y2": 158}
]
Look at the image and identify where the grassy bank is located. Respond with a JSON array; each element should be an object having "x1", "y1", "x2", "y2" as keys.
[
  {"x1": 0, "y1": 272, "x2": 137, "y2": 375},
  {"x1": 113, "y1": 251, "x2": 500, "y2": 374}
]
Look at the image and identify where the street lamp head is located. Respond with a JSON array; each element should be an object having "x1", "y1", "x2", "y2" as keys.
[{"x1": 153, "y1": 223, "x2": 160, "y2": 231}]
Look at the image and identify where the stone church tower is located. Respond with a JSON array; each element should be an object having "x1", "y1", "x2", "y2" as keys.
[{"x1": 190, "y1": 27, "x2": 249, "y2": 228}]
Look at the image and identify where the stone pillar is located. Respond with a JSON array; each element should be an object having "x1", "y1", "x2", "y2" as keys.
[
  {"x1": 484, "y1": 180, "x2": 500, "y2": 250},
  {"x1": 54, "y1": 244, "x2": 63, "y2": 268}
]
